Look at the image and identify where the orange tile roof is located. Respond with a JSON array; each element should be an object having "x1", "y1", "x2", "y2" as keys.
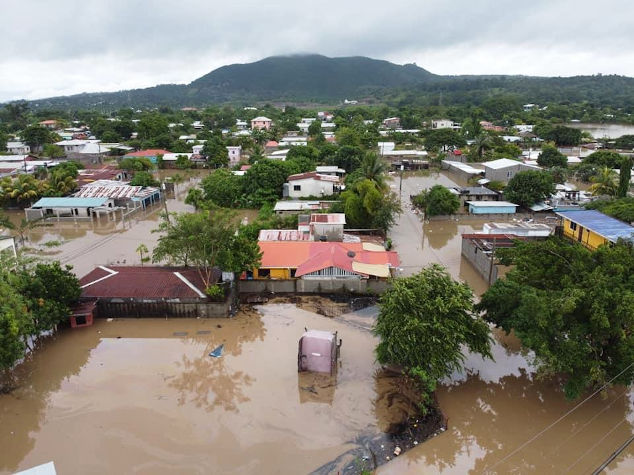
[{"x1": 125, "y1": 149, "x2": 171, "y2": 157}]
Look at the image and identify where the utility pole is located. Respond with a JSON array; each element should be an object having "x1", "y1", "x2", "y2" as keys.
[{"x1": 399, "y1": 164, "x2": 404, "y2": 203}]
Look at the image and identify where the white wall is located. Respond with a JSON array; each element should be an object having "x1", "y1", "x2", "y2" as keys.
[{"x1": 288, "y1": 178, "x2": 336, "y2": 198}]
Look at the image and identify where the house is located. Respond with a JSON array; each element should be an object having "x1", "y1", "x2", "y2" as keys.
[
  {"x1": 279, "y1": 136, "x2": 308, "y2": 147},
  {"x1": 252, "y1": 241, "x2": 399, "y2": 280},
  {"x1": 482, "y1": 158, "x2": 539, "y2": 183},
  {"x1": 378, "y1": 142, "x2": 396, "y2": 155},
  {"x1": 122, "y1": 149, "x2": 171, "y2": 164},
  {"x1": 226, "y1": 146, "x2": 242, "y2": 165},
  {"x1": 192, "y1": 121, "x2": 204, "y2": 129},
  {"x1": 315, "y1": 166, "x2": 346, "y2": 178},
  {"x1": 76, "y1": 167, "x2": 129, "y2": 187},
  {"x1": 192, "y1": 144, "x2": 204, "y2": 155},
  {"x1": 556, "y1": 210, "x2": 634, "y2": 251},
  {"x1": 27, "y1": 197, "x2": 114, "y2": 221},
  {"x1": 451, "y1": 186, "x2": 500, "y2": 209},
  {"x1": 480, "y1": 121, "x2": 506, "y2": 132},
  {"x1": 462, "y1": 233, "x2": 527, "y2": 284},
  {"x1": 75, "y1": 180, "x2": 162, "y2": 209},
  {"x1": 382, "y1": 117, "x2": 401, "y2": 129},
  {"x1": 309, "y1": 213, "x2": 346, "y2": 242},
  {"x1": 284, "y1": 172, "x2": 341, "y2": 198},
  {"x1": 273, "y1": 200, "x2": 335, "y2": 215},
  {"x1": 251, "y1": 116, "x2": 272, "y2": 130},
  {"x1": 441, "y1": 160, "x2": 485, "y2": 181},
  {"x1": 78, "y1": 266, "x2": 230, "y2": 318},
  {"x1": 515, "y1": 124, "x2": 534, "y2": 134},
  {"x1": 466, "y1": 201, "x2": 518, "y2": 214},
  {"x1": 432, "y1": 119, "x2": 456, "y2": 129},
  {"x1": 482, "y1": 222, "x2": 553, "y2": 237},
  {"x1": 6, "y1": 141, "x2": 30, "y2": 154},
  {"x1": 39, "y1": 119, "x2": 59, "y2": 129}
]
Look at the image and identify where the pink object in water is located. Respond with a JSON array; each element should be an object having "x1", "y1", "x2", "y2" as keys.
[{"x1": 298, "y1": 330, "x2": 341, "y2": 374}]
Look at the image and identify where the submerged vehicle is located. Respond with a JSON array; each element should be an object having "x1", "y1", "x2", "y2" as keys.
[{"x1": 298, "y1": 329, "x2": 342, "y2": 375}]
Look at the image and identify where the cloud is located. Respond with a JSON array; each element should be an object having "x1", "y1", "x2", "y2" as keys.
[{"x1": 1, "y1": 0, "x2": 633, "y2": 101}]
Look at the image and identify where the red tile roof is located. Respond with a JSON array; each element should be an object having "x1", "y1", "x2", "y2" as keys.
[
  {"x1": 258, "y1": 242, "x2": 399, "y2": 275},
  {"x1": 80, "y1": 266, "x2": 210, "y2": 299},
  {"x1": 124, "y1": 149, "x2": 171, "y2": 157}
]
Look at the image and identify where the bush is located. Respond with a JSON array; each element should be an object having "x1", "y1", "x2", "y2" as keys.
[
  {"x1": 205, "y1": 284, "x2": 225, "y2": 302},
  {"x1": 412, "y1": 185, "x2": 460, "y2": 216}
]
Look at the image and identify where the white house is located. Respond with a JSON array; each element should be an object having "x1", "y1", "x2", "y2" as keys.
[
  {"x1": 482, "y1": 158, "x2": 540, "y2": 182},
  {"x1": 6, "y1": 141, "x2": 30, "y2": 154},
  {"x1": 378, "y1": 142, "x2": 396, "y2": 155},
  {"x1": 284, "y1": 172, "x2": 341, "y2": 198},
  {"x1": 192, "y1": 144, "x2": 204, "y2": 155},
  {"x1": 192, "y1": 121, "x2": 204, "y2": 130},
  {"x1": 431, "y1": 119, "x2": 455, "y2": 129},
  {"x1": 226, "y1": 146, "x2": 242, "y2": 165}
]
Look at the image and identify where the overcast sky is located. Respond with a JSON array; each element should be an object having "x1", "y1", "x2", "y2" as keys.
[{"x1": 1, "y1": 0, "x2": 632, "y2": 102}]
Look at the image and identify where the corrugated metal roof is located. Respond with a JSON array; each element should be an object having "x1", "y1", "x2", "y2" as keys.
[
  {"x1": 310, "y1": 213, "x2": 346, "y2": 224},
  {"x1": 556, "y1": 210, "x2": 634, "y2": 243},
  {"x1": 32, "y1": 197, "x2": 109, "y2": 208}
]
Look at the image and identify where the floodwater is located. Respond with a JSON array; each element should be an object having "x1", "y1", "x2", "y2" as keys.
[
  {"x1": 2, "y1": 170, "x2": 259, "y2": 278},
  {"x1": 567, "y1": 122, "x2": 634, "y2": 139},
  {"x1": 0, "y1": 305, "x2": 416, "y2": 474},
  {"x1": 378, "y1": 173, "x2": 634, "y2": 473}
]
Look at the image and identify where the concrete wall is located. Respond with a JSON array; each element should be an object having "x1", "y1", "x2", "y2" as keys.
[
  {"x1": 288, "y1": 178, "x2": 336, "y2": 198},
  {"x1": 95, "y1": 298, "x2": 232, "y2": 318},
  {"x1": 461, "y1": 238, "x2": 499, "y2": 284},
  {"x1": 239, "y1": 279, "x2": 390, "y2": 295}
]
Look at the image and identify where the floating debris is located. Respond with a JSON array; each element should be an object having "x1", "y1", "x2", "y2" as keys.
[{"x1": 209, "y1": 344, "x2": 224, "y2": 358}]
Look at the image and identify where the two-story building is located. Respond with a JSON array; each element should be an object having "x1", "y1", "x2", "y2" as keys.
[
  {"x1": 6, "y1": 141, "x2": 30, "y2": 154},
  {"x1": 482, "y1": 158, "x2": 540, "y2": 183},
  {"x1": 251, "y1": 116, "x2": 272, "y2": 130},
  {"x1": 226, "y1": 146, "x2": 242, "y2": 165},
  {"x1": 284, "y1": 172, "x2": 341, "y2": 198}
]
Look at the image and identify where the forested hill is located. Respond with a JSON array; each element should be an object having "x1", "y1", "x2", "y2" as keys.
[{"x1": 22, "y1": 54, "x2": 634, "y2": 110}]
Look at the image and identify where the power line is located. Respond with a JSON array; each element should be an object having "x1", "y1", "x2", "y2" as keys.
[
  {"x1": 483, "y1": 360, "x2": 634, "y2": 473},
  {"x1": 592, "y1": 434, "x2": 634, "y2": 475},
  {"x1": 565, "y1": 417, "x2": 628, "y2": 473}
]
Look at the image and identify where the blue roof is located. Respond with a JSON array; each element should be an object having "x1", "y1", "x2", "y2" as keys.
[
  {"x1": 556, "y1": 210, "x2": 634, "y2": 243},
  {"x1": 32, "y1": 197, "x2": 109, "y2": 208}
]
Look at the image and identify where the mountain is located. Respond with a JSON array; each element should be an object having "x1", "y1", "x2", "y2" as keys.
[
  {"x1": 28, "y1": 54, "x2": 436, "y2": 109},
  {"x1": 24, "y1": 54, "x2": 634, "y2": 110}
]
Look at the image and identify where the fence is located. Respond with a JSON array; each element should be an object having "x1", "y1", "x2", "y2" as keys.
[
  {"x1": 238, "y1": 279, "x2": 390, "y2": 295},
  {"x1": 94, "y1": 298, "x2": 232, "y2": 318}
]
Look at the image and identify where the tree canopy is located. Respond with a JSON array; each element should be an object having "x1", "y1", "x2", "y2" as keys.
[
  {"x1": 477, "y1": 238, "x2": 634, "y2": 400},
  {"x1": 537, "y1": 144, "x2": 568, "y2": 168},
  {"x1": 412, "y1": 185, "x2": 460, "y2": 216},
  {"x1": 374, "y1": 265, "x2": 492, "y2": 407},
  {"x1": 504, "y1": 170, "x2": 555, "y2": 207}
]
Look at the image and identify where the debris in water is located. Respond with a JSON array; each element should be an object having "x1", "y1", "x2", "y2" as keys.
[
  {"x1": 413, "y1": 441, "x2": 418, "y2": 445},
  {"x1": 300, "y1": 385, "x2": 318, "y2": 394},
  {"x1": 106, "y1": 318, "x2": 113, "y2": 322},
  {"x1": 393, "y1": 447, "x2": 401, "y2": 456},
  {"x1": 216, "y1": 324, "x2": 222, "y2": 328},
  {"x1": 196, "y1": 330, "x2": 211, "y2": 335},
  {"x1": 173, "y1": 331, "x2": 188, "y2": 337},
  {"x1": 209, "y1": 344, "x2": 224, "y2": 358}
]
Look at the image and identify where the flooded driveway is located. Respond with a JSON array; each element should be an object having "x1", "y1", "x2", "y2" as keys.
[{"x1": 0, "y1": 304, "x2": 412, "y2": 474}]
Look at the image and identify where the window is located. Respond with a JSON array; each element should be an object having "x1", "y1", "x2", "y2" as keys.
[
  {"x1": 570, "y1": 222, "x2": 577, "y2": 231},
  {"x1": 293, "y1": 185, "x2": 301, "y2": 191}
]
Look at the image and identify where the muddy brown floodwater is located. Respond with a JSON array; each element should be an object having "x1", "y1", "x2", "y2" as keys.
[
  {"x1": 377, "y1": 172, "x2": 634, "y2": 474},
  {"x1": 0, "y1": 304, "x2": 421, "y2": 474}
]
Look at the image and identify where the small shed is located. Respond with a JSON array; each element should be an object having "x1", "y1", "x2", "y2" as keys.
[
  {"x1": 70, "y1": 300, "x2": 97, "y2": 328},
  {"x1": 298, "y1": 329, "x2": 341, "y2": 374},
  {"x1": 466, "y1": 201, "x2": 518, "y2": 215},
  {"x1": 27, "y1": 197, "x2": 114, "y2": 221}
]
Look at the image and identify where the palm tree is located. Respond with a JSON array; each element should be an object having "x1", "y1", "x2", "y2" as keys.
[
  {"x1": 7, "y1": 175, "x2": 48, "y2": 206},
  {"x1": 360, "y1": 152, "x2": 388, "y2": 190},
  {"x1": 590, "y1": 167, "x2": 618, "y2": 196},
  {"x1": 136, "y1": 244, "x2": 149, "y2": 265},
  {"x1": 473, "y1": 133, "x2": 494, "y2": 160},
  {"x1": 48, "y1": 174, "x2": 77, "y2": 196}
]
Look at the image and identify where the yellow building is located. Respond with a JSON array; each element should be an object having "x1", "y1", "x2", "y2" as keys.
[{"x1": 556, "y1": 210, "x2": 634, "y2": 251}]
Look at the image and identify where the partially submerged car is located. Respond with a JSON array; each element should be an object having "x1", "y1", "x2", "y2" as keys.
[{"x1": 298, "y1": 329, "x2": 342, "y2": 375}]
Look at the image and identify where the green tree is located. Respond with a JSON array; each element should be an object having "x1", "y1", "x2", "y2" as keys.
[
  {"x1": 472, "y1": 134, "x2": 494, "y2": 160},
  {"x1": 504, "y1": 170, "x2": 555, "y2": 208},
  {"x1": 152, "y1": 209, "x2": 261, "y2": 287},
  {"x1": 477, "y1": 238, "x2": 634, "y2": 399},
  {"x1": 22, "y1": 125, "x2": 52, "y2": 150},
  {"x1": 423, "y1": 128, "x2": 466, "y2": 152},
  {"x1": 374, "y1": 265, "x2": 492, "y2": 409},
  {"x1": 0, "y1": 279, "x2": 27, "y2": 389},
  {"x1": 130, "y1": 171, "x2": 159, "y2": 187},
  {"x1": 136, "y1": 243, "x2": 149, "y2": 265},
  {"x1": 175, "y1": 154, "x2": 193, "y2": 169},
  {"x1": 327, "y1": 145, "x2": 364, "y2": 173},
  {"x1": 618, "y1": 157, "x2": 632, "y2": 198},
  {"x1": 359, "y1": 152, "x2": 388, "y2": 189},
  {"x1": 307, "y1": 120, "x2": 322, "y2": 138},
  {"x1": 585, "y1": 151, "x2": 623, "y2": 169},
  {"x1": 339, "y1": 179, "x2": 401, "y2": 232},
  {"x1": 413, "y1": 185, "x2": 460, "y2": 216},
  {"x1": 243, "y1": 160, "x2": 296, "y2": 206},
  {"x1": 537, "y1": 144, "x2": 568, "y2": 168},
  {"x1": 198, "y1": 168, "x2": 245, "y2": 208},
  {"x1": 119, "y1": 157, "x2": 154, "y2": 171},
  {"x1": 202, "y1": 137, "x2": 229, "y2": 168},
  {"x1": 137, "y1": 113, "x2": 169, "y2": 143},
  {"x1": 585, "y1": 197, "x2": 634, "y2": 223},
  {"x1": 589, "y1": 167, "x2": 618, "y2": 197}
]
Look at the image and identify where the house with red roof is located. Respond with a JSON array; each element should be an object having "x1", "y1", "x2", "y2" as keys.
[{"x1": 252, "y1": 241, "x2": 399, "y2": 280}]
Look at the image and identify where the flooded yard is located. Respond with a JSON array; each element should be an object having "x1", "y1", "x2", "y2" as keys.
[{"x1": 0, "y1": 304, "x2": 418, "y2": 474}]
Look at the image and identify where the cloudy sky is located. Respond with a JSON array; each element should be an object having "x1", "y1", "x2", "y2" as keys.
[{"x1": 1, "y1": 0, "x2": 632, "y2": 102}]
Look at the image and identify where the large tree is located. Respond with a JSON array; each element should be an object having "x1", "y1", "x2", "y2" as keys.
[
  {"x1": 618, "y1": 156, "x2": 632, "y2": 198},
  {"x1": 477, "y1": 238, "x2": 634, "y2": 400},
  {"x1": 339, "y1": 179, "x2": 401, "y2": 232},
  {"x1": 413, "y1": 185, "x2": 460, "y2": 216},
  {"x1": 197, "y1": 168, "x2": 245, "y2": 208},
  {"x1": 537, "y1": 144, "x2": 568, "y2": 168},
  {"x1": 152, "y1": 209, "x2": 261, "y2": 287},
  {"x1": 374, "y1": 265, "x2": 492, "y2": 408},
  {"x1": 504, "y1": 170, "x2": 555, "y2": 208}
]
